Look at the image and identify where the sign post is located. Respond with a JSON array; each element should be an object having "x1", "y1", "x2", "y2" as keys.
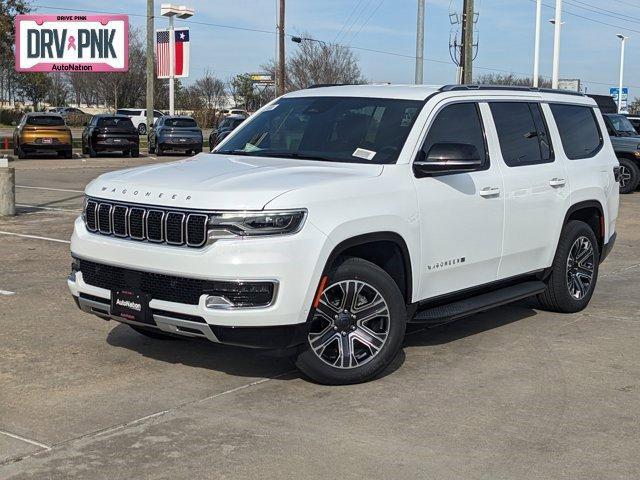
[
  {"x1": 610, "y1": 87, "x2": 629, "y2": 114},
  {"x1": 160, "y1": 4, "x2": 193, "y2": 115}
]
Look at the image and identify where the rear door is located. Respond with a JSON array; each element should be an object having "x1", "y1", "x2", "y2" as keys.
[
  {"x1": 413, "y1": 101, "x2": 505, "y2": 300},
  {"x1": 487, "y1": 101, "x2": 570, "y2": 279}
]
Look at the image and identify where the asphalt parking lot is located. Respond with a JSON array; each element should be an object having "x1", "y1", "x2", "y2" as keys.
[{"x1": 0, "y1": 155, "x2": 639, "y2": 479}]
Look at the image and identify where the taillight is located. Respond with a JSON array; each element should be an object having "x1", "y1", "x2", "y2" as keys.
[{"x1": 613, "y1": 165, "x2": 621, "y2": 183}]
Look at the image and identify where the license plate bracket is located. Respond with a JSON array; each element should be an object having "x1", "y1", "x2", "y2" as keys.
[{"x1": 111, "y1": 290, "x2": 153, "y2": 324}]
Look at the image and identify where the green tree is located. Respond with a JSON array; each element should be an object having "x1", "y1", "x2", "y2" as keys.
[
  {"x1": 0, "y1": 0, "x2": 31, "y2": 105},
  {"x1": 16, "y1": 73, "x2": 52, "y2": 110},
  {"x1": 228, "y1": 74, "x2": 261, "y2": 111}
]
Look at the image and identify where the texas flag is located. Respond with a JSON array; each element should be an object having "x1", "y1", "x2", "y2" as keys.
[{"x1": 156, "y1": 28, "x2": 190, "y2": 78}]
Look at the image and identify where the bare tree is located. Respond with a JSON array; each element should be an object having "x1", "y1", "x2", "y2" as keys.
[
  {"x1": 474, "y1": 73, "x2": 552, "y2": 88},
  {"x1": 193, "y1": 70, "x2": 227, "y2": 110},
  {"x1": 1, "y1": 0, "x2": 31, "y2": 106},
  {"x1": 264, "y1": 35, "x2": 365, "y2": 92},
  {"x1": 46, "y1": 73, "x2": 70, "y2": 107}
]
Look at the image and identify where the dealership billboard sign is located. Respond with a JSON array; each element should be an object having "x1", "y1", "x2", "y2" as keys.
[{"x1": 15, "y1": 14, "x2": 129, "y2": 72}]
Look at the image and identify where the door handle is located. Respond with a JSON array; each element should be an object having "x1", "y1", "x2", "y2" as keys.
[
  {"x1": 549, "y1": 177, "x2": 566, "y2": 187},
  {"x1": 479, "y1": 186, "x2": 501, "y2": 197}
]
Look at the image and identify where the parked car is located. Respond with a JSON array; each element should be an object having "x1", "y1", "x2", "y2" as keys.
[
  {"x1": 56, "y1": 107, "x2": 86, "y2": 117},
  {"x1": 209, "y1": 114, "x2": 246, "y2": 151},
  {"x1": 602, "y1": 113, "x2": 640, "y2": 193},
  {"x1": 228, "y1": 108, "x2": 249, "y2": 118},
  {"x1": 148, "y1": 115, "x2": 203, "y2": 155},
  {"x1": 70, "y1": 85, "x2": 618, "y2": 385},
  {"x1": 116, "y1": 108, "x2": 165, "y2": 135},
  {"x1": 12, "y1": 112, "x2": 72, "y2": 159},
  {"x1": 626, "y1": 115, "x2": 640, "y2": 132},
  {"x1": 81, "y1": 114, "x2": 139, "y2": 158}
]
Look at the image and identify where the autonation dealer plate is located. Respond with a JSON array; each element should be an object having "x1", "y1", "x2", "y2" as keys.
[{"x1": 14, "y1": 14, "x2": 129, "y2": 72}]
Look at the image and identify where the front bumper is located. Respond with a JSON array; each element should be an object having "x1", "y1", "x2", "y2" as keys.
[{"x1": 69, "y1": 216, "x2": 327, "y2": 333}]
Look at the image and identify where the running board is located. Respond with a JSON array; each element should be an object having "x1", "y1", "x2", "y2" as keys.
[{"x1": 411, "y1": 281, "x2": 547, "y2": 324}]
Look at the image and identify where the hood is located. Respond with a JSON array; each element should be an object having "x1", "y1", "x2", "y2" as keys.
[
  {"x1": 85, "y1": 153, "x2": 384, "y2": 210},
  {"x1": 610, "y1": 135, "x2": 640, "y2": 149}
]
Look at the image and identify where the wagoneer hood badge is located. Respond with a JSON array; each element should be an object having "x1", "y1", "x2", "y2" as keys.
[{"x1": 85, "y1": 153, "x2": 383, "y2": 210}]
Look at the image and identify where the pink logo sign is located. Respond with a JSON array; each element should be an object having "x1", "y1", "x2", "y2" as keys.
[{"x1": 15, "y1": 14, "x2": 129, "y2": 72}]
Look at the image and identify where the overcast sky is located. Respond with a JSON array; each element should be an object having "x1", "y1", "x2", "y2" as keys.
[{"x1": 32, "y1": 0, "x2": 640, "y2": 96}]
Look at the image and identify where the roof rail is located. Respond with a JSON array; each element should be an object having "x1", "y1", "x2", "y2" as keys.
[
  {"x1": 306, "y1": 83, "x2": 347, "y2": 89},
  {"x1": 440, "y1": 84, "x2": 585, "y2": 97}
]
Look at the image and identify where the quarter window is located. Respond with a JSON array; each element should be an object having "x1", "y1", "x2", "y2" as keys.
[
  {"x1": 421, "y1": 102, "x2": 488, "y2": 168},
  {"x1": 549, "y1": 104, "x2": 602, "y2": 160},
  {"x1": 490, "y1": 102, "x2": 553, "y2": 167}
]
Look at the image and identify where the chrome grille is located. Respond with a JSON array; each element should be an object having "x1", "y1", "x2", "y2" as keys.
[{"x1": 84, "y1": 198, "x2": 209, "y2": 248}]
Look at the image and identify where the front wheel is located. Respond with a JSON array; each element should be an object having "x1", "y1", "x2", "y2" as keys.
[
  {"x1": 618, "y1": 158, "x2": 640, "y2": 194},
  {"x1": 296, "y1": 257, "x2": 406, "y2": 385},
  {"x1": 538, "y1": 220, "x2": 599, "y2": 313}
]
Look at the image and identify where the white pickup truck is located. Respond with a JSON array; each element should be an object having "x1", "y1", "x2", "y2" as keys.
[{"x1": 69, "y1": 85, "x2": 619, "y2": 384}]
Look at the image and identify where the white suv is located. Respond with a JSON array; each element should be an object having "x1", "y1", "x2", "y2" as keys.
[
  {"x1": 116, "y1": 108, "x2": 165, "y2": 135},
  {"x1": 69, "y1": 85, "x2": 619, "y2": 384}
]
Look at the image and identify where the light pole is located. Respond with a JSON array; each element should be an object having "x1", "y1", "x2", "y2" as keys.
[
  {"x1": 415, "y1": 0, "x2": 425, "y2": 84},
  {"x1": 617, "y1": 34, "x2": 629, "y2": 114},
  {"x1": 551, "y1": 0, "x2": 562, "y2": 89},
  {"x1": 160, "y1": 3, "x2": 194, "y2": 115},
  {"x1": 533, "y1": 0, "x2": 542, "y2": 87}
]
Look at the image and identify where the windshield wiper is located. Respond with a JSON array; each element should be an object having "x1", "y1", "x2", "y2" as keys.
[
  {"x1": 215, "y1": 149, "x2": 254, "y2": 156},
  {"x1": 251, "y1": 151, "x2": 335, "y2": 162}
]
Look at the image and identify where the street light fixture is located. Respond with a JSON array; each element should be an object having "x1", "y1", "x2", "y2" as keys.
[
  {"x1": 161, "y1": 3, "x2": 194, "y2": 115},
  {"x1": 616, "y1": 33, "x2": 629, "y2": 114},
  {"x1": 291, "y1": 36, "x2": 327, "y2": 48}
]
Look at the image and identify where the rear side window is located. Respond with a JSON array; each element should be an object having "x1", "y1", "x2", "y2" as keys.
[
  {"x1": 490, "y1": 102, "x2": 553, "y2": 167},
  {"x1": 98, "y1": 117, "x2": 134, "y2": 129},
  {"x1": 164, "y1": 118, "x2": 198, "y2": 128},
  {"x1": 116, "y1": 109, "x2": 140, "y2": 116},
  {"x1": 26, "y1": 116, "x2": 65, "y2": 126},
  {"x1": 550, "y1": 104, "x2": 602, "y2": 160},
  {"x1": 422, "y1": 102, "x2": 488, "y2": 167}
]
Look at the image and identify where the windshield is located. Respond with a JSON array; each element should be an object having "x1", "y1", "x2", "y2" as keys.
[
  {"x1": 608, "y1": 114, "x2": 637, "y2": 136},
  {"x1": 216, "y1": 96, "x2": 423, "y2": 164},
  {"x1": 26, "y1": 116, "x2": 65, "y2": 126},
  {"x1": 164, "y1": 118, "x2": 198, "y2": 128},
  {"x1": 98, "y1": 117, "x2": 134, "y2": 129}
]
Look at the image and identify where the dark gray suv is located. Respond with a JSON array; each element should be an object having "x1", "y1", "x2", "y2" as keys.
[
  {"x1": 603, "y1": 113, "x2": 640, "y2": 193},
  {"x1": 148, "y1": 116, "x2": 203, "y2": 156}
]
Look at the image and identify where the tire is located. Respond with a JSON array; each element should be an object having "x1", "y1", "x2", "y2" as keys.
[
  {"x1": 538, "y1": 220, "x2": 600, "y2": 313},
  {"x1": 296, "y1": 257, "x2": 407, "y2": 385},
  {"x1": 138, "y1": 123, "x2": 147, "y2": 135},
  {"x1": 157, "y1": 145, "x2": 164, "y2": 156},
  {"x1": 122, "y1": 149, "x2": 130, "y2": 157},
  {"x1": 618, "y1": 157, "x2": 640, "y2": 194},
  {"x1": 148, "y1": 141, "x2": 155, "y2": 155},
  {"x1": 89, "y1": 142, "x2": 97, "y2": 158},
  {"x1": 17, "y1": 145, "x2": 26, "y2": 159},
  {"x1": 128, "y1": 325, "x2": 180, "y2": 340},
  {"x1": 131, "y1": 147, "x2": 139, "y2": 158},
  {"x1": 63, "y1": 149, "x2": 72, "y2": 159}
]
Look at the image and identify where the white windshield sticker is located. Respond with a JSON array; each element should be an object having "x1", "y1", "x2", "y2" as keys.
[
  {"x1": 353, "y1": 148, "x2": 377, "y2": 161},
  {"x1": 263, "y1": 104, "x2": 279, "y2": 111}
]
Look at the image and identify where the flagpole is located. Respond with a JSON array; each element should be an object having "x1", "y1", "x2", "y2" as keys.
[{"x1": 169, "y1": 14, "x2": 175, "y2": 115}]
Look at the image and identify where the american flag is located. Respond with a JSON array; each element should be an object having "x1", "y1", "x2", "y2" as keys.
[{"x1": 156, "y1": 28, "x2": 190, "y2": 79}]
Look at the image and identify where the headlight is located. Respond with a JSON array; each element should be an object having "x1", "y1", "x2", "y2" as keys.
[{"x1": 208, "y1": 209, "x2": 306, "y2": 240}]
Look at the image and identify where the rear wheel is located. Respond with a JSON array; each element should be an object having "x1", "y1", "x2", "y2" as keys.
[
  {"x1": 618, "y1": 157, "x2": 640, "y2": 194},
  {"x1": 63, "y1": 149, "x2": 72, "y2": 159},
  {"x1": 131, "y1": 147, "x2": 139, "y2": 157},
  {"x1": 16, "y1": 145, "x2": 26, "y2": 159},
  {"x1": 157, "y1": 146, "x2": 164, "y2": 156},
  {"x1": 138, "y1": 123, "x2": 147, "y2": 135},
  {"x1": 538, "y1": 220, "x2": 599, "y2": 313},
  {"x1": 296, "y1": 257, "x2": 406, "y2": 385}
]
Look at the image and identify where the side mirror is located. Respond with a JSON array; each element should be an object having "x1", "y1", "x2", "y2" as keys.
[{"x1": 413, "y1": 143, "x2": 483, "y2": 177}]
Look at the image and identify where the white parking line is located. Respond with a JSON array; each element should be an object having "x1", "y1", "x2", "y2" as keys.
[
  {"x1": 0, "y1": 289, "x2": 16, "y2": 296},
  {"x1": 0, "y1": 231, "x2": 71, "y2": 244},
  {"x1": 0, "y1": 430, "x2": 51, "y2": 450},
  {"x1": 16, "y1": 204, "x2": 81, "y2": 214},
  {"x1": 16, "y1": 185, "x2": 85, "y2": 194}
]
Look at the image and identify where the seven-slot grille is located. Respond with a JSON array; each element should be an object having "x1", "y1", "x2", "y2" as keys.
[{"x1": 84, "y1": 199, "x2": 208, "y2": 247}]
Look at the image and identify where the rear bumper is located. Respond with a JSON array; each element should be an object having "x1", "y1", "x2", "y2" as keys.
[
  {"x1": 94, "y1": 139, "x2": 138, "y2": 151},
  {"x1": 159, "y1": 140, "x2": 202, "y2": 151},
  {"x1": 600, "y1": 232, "x2": 616, "y2": 263},
  {"x1": 21, "y1": 142, "x2": 71, "y2": 152}
]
